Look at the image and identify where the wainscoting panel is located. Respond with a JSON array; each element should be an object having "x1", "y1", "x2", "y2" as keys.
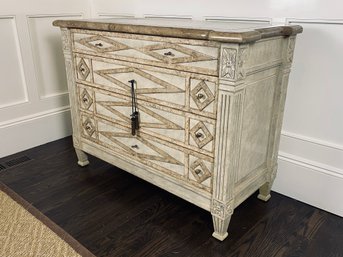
[{"x1": 0, "y1": 16, "x2": 28, "y2": 109}]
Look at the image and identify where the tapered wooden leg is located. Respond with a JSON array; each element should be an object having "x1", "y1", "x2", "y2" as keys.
[
  {"x1": 212, "y1": 215, "x2": 231, "y2": 241},
  {"x1": 257, "y1": 182, "x2": 272, "y2": 202},
  {"x1": 75, "y1": 148, "x2": 89, "y2": 167}
]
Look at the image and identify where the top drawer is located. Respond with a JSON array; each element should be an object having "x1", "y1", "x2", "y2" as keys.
[{"x1": 72, "y1": 29, "x2": 219, "y2": 76}]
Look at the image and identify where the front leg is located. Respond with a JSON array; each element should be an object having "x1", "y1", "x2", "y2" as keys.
[
  {"x1": 75, "y1": 148, "x2": 89, "y2": 167},
  {"x1": 211, "y1": 199, "x2": 234, "y2": 241}
]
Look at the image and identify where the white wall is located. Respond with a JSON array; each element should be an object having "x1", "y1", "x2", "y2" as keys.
[
  {"x1": 1, "y1": 0, "x2": 342, "y2": 216},
  {"x1": 0, "y1": 0, "x2": 90, "y2": 157}
]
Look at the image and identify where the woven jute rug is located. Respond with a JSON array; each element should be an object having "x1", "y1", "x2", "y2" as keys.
[{"x1": 0, "y1": 182, "x2": 95, "y2": 257}]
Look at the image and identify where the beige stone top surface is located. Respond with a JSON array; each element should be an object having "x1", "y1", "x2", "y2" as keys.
[{"x1": 53, "y1": 18, "x2": 302, "y2": 43}]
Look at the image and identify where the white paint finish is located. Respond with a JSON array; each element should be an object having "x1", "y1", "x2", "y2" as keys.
[
  {"x1": 274, "y1": 157, "x2": 343, "y2": 217},
  {"x1": 0, "y1": 16, "x2": 28, "y2": 108},
  {"x1": 28, "y1": 14, "x2": 82, "y2": 98},
  {"x1": 0, "y1": 108, "x2": 72, "y2": 157},
  {"x1": 283, "y1": 20, "x2": 343, "y2": 145}
]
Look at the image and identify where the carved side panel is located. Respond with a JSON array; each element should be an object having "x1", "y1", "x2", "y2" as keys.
[
  {"x1": 60, "y1": 28, "x2": 81, "y2": 148},
  {"x1": 266, "y1": 36, "x2": 297, "y2": 185}
]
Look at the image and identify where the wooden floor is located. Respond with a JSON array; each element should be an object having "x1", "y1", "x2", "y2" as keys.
[{"x1": 1, "y1": 137, "x2": 342, "y2": 257}]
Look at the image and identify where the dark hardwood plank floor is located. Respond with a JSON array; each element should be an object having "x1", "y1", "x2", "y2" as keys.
[{"x1": 0, "y1": 136, "x2": 342, "y2": 257}]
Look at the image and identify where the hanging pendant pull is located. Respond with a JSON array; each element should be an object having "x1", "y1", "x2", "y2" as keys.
[{"x1": 129, "y1": 80, "x2": 139, "y2": 136}]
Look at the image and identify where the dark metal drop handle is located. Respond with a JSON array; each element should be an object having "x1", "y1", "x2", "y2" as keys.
[
  {"x1": 95, "y1": 42, "x2": 103, "y2": 47},
  {"x1": 131, "y1": 145, "x2": 139, "y2": 149},
  {"x1": 129, "y1": 79, "x2": 139, "y2": 136}
]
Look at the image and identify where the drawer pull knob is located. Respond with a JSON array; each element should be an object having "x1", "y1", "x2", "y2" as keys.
[
  {"x1": 82, "y1": 97, "x2": 88, "y2": 103},
  {"x1": 85, "y1": 125, "x2": 91, "y2": 130},
  {"x1": 195, "y1": 132, "x2": 203, "y2": 138},
  {"x1": 197, "y1": 93, "x2": 205, "y2": 100},
  {"x1": 95, "y1": 42, "x2": 103, "y2": 47},
  {"x1": 131, "y1": 144, "x2": 139, "y2": 149},
  {"x1": 164, "y1": 51, "x2": 175, "y2": 57},
  {"x1": 80, "y1": 68, "x2": 85, "y2": 72},
  {"x1": 195, "y1": 169, "x2": 202, "y2": 175}
]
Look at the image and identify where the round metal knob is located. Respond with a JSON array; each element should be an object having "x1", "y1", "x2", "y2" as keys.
[
  {"x1": 164, "y1": 51, "x2": 175, "y2": 56},
  {"x1": 195, "y1": 132, "x2": 203, "y2": 138},
  {"x1": 95, "y1": 42, "x2": 103, "y2": 47},
  {"x1": 195, "y1": 169, "x2": 202, "y2": 175},
  {"x1": 197, "y1": 93, "x2": 205, "y2": 100},
  {"x1": 85, "y1": 125, "x2": 91, "y2": 130},
  {"x1": 131, "y1": 144, "x2": 139, "y2": 149},
  {"x1": 80, "y1": 67, "x2": 85, "y2": 72},
  {"x1": 82, "y1": 97, "x2": 88, "y2": 103}
]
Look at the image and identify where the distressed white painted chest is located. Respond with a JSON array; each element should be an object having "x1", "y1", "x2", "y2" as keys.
[{"x1": 54, "y1": 19, "x2": 302, "y2": 241}]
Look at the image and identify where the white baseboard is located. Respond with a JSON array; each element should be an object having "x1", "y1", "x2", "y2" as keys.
[
  {"x1": 0, "y1": 107, "x2": 72, "y2": 158},
  {"x1": 273, "y1": 154, "x2": 343, "y2": 217}
]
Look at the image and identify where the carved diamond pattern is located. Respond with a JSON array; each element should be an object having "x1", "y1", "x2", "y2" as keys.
[
  {"x1": 190, "y1": 159, "x2": 211, "y2": 183},
  {"x1": 77, "y1": 58, "x2": 90, "y2": 80},
  {"x1": 140, "y1": 43, "x2": 215, "y2": 64},
  {"x1": 83, "y1": 118, "x2": 95, "y2": 137},
  {"x1": 78, "y1": 35, "x2": 129, "y2": 53},
  {"x1": 80, "y1": 89, "x2": 93, "y2": 110},
  {"x1": 191, "y1": 81, "x2": 214, "y2": 111},
  {"x1": 190, "y1": 121, "x2": 213, "y2": 149}
]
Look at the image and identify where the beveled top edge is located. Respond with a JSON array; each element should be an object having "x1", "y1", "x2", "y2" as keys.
[{"x1": 52, "y1": 19, "x2": 302, "y2": 43}]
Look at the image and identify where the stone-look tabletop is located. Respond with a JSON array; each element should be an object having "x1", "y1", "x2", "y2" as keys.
[{"x1": 53, "y1": 18, "x2": 302, "y2": 43}]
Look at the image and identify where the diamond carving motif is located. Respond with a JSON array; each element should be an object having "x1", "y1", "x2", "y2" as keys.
[
  {"x1": 83, "y1": 118, "x2": 95, "y2": 137},
  {"x1": 191, "y1": 80, "x2": 215, "y2": 111},
  {"x1": 190, "y1": 121, "x2": 213, "y2": 149},
  {"x1": 77, "y1": 58, "x2": 90, "y2": 80},
  {"x1": 80, "y1": 89, "x2": 93, "y2": 110},
  {"x1": 190, "y1": 159, "x2": 211, "y2": 183},
  {"x1": 140, "y1": 43, "x2": 215, "y2": 64},
  {"x1": 78, "y1": 35, "x2": 129, "y2": 53}
]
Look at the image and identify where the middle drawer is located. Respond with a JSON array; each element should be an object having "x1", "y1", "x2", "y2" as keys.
[
  {"x1": 78, "y1": 84, "x2": 216, "y2": 157},
  {"x1": 74, "y1": 54, "x2": 218, "y2": 119}
]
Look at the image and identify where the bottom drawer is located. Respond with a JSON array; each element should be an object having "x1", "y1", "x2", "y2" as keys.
[{"x1": 80, "y1": 113, "x2": 213, "y2": 192}]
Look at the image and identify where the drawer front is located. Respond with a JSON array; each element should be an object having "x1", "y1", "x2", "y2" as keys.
[
  {"x1": 79, "y1": 112, "x2": 214, "y2": 192},
  {"x1": 77, "y1": 84, "x2": 216, "y2": 156},
  {"x1": 94, "y1": 88, "x2": 186, "y2": 145},
  {"x1": 75, "y1": 56, "x2": 218, "y2": 119},
  {"x1": 72, "y1": 30, "x2": 219, "y2": 76}
]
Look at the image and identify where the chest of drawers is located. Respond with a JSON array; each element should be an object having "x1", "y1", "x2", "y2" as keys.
[{"x1": 53, "y1": 19, "x2": 302, "y2": 241}]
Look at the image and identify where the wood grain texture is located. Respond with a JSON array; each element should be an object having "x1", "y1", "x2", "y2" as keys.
[{"x1": 0, "y1": 137, "x2": 342, "y2": 257}]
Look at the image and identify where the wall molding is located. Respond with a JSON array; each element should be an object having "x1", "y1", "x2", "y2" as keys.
[
  {"x1": 278, "y1": 151, "x2": 343, "y2": 179},
  {"x1": 0, "y1": 107, "x2": 72, "y2": 158},
  {"x1": 204, "y1": 16, "x2": 272, "y2": 24},
  {"x1": 286, "y1": 18, "x2": 343, "y2": 25},
  {"x1": 281, "y1": 130, "x2": 343, "y2": 152},
  {"x1": 96, "y1": 13, "x2": 135, "y2": 18},
  {"x1": 143, "y1": 14, "x2": 193, "y2": 19},
  {"x1": 0, "y1": 15, "x2": 29, "y2": 109},
  {"x1": 0, "y1": 106, "x2": 70, "y2": 128},
  {"x1": 26, "y1": 13, "x2": 83, "y2": 100}
]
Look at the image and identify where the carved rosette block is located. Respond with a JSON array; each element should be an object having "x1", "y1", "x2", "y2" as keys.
[
  {"x1": 220, "y1": 46, "x2": 248, "y2": 81},
  {"x1": 211, "y1": 199, "x2": 234, "y2": 219}
]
